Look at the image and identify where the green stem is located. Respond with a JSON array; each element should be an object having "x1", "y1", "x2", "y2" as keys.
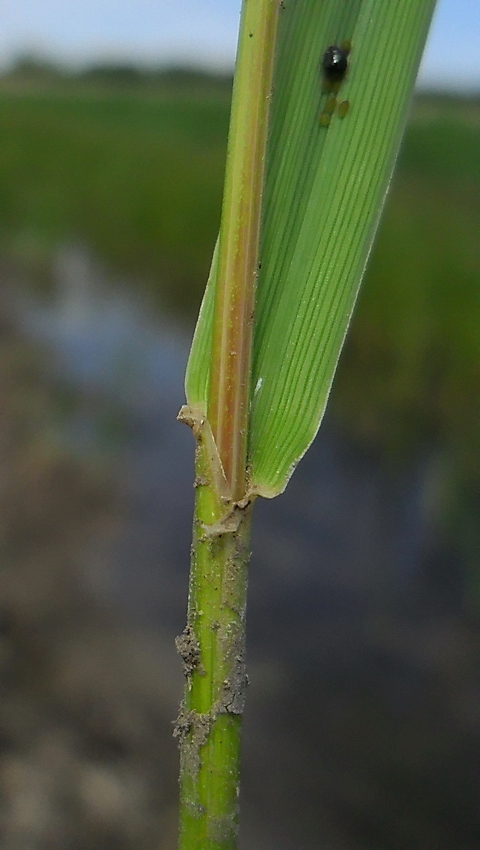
[
  {"x1": 208, "y1": 0, "x2": 279, "y2": 501},
  {"x1": 176, "y1": 1, "x2": 279, "y2": 846},
  {"x1": 175, "y1": 437, "x2": 253, "y2": 850}
]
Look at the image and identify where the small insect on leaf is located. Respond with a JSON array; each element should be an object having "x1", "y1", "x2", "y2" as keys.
[
  {"x1": 322, "y1": 45, "x2": 349, "y2": 83},
  {"x1": 319, "y1": 40, "x2": 352, "y2": 127}
]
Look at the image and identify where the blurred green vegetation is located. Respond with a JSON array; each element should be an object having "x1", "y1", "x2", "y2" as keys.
[
  {"x1": 334, "y1": 93, "x2": 480, "y2": 584},
  {"x1": 337, "y1": 115, "x2": 480, "y2": 465},
  {"x1": 0, "y1": 67, "x2": 479, "y2": 498},
  {"x1": 0, "y1": 66, "x2": 231, "y2": 313}
]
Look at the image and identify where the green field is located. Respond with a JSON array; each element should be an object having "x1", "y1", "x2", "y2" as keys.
[
  {"x1": 1, "y1": 77, "x2": 480, "y2": 496},
  {"x1": 339, "y1": 97, "x2": 480, "y2": 458},
  {"x1": 0, "y1": 76, "x2": 230, "y2": 312}
]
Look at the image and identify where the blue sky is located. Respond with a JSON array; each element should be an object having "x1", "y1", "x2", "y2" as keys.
[{"x1": 1, "y1": 0, "x2": 479, "y2": 90}]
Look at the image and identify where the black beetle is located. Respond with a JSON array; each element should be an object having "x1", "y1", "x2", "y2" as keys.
[{"x1": 322, "y1": 45, "x2": 349, "y2": 82}]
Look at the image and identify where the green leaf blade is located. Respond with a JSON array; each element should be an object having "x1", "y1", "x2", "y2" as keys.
[
  {"x1": 186, "y1": 0, "x2": 437, "y2": 499},
  {"x1": 250, "y1": 0, "x2": 437, "y2": 496}
]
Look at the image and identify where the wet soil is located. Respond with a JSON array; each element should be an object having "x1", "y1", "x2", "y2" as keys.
[{"x1": 0, "y1": 320, "x2": 179, "y2": 850}]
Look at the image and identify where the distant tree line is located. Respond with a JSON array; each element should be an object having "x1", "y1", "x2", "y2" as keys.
[{"x1": 3, "y1": 54, "x2": 233, "y2": 90}]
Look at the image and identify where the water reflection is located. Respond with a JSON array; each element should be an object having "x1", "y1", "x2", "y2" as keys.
[{"x1": 16, "y1": 243, "x2": 189, "y2": 407}]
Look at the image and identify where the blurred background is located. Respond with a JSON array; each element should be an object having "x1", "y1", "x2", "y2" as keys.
[{"x1": 1, "y1": 1, "x2": 480, "y2": 848}]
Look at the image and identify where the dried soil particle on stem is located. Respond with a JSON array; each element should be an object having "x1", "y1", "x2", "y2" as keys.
[{"x1": 175, "y1": 625, "x2": 204, "y2": 677}]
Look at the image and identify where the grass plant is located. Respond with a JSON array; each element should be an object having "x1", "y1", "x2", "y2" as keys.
[
  {"x1": 178, "y1": 1, "x2": 436, "y2": 848},
  {"x1": 3, "y1": 15, "x2": 480, "y2": 850}
]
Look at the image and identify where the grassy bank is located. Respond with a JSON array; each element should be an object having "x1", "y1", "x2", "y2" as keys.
[
  {"x1": 0, "y1": 79, "x2": 230, "y2": 313},
  {"x1": 0, "y1": 83, "x2": 478, "y2": 307},
  {"x1": 1, "y1": 79, "x2": 479, "y2": 480}
]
